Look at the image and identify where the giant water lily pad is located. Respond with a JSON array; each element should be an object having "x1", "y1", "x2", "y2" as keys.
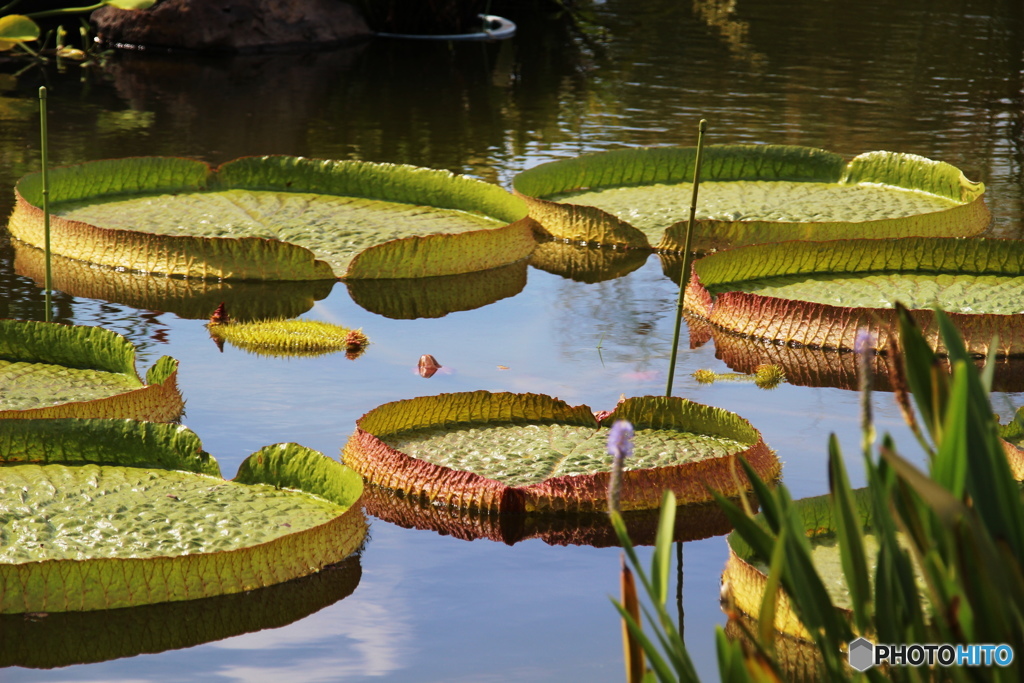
[
  {"x1": 685, "y1": 237, "x2": 1024, "y2": 356},
  {"x1": 0, "y1": 419, "x2": 366, "y2": 613},
  {"x1": 12, "y1": 240, "x2": 335, "y2": 321},
  {"x1": 343, "y1": 391, "x2": 778, "y2": 514},
  {"x1": 8, "y1": 156, "x2": 538, "y2": 280},
  {"x1": 0, "y1": 319, "x2": 183, "y2": 421},
  {"x1": 512, "y1": 145, "x2": 989, "y2": 251},
  {"x1": 0, "y1": 555, "x2": 360, "y2": 668}
]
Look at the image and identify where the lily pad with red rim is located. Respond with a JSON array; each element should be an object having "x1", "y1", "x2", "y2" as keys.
[
  {"x1": 343, "y1": 391, "x2": 778, "y2": 514},
  {"x1": 684, "y1": 237, "x2": 1024, "y2": 357}
]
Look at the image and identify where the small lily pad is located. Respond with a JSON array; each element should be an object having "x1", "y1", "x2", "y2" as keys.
[
  {"x1": 685, "y1": 237, "x2": 1024, "y2": 356},
  {"x1": 9, "y1": 155, "x2": 538, "y2": 280},
  {"x1": 0, "y1": 419, "x2": 366, "y2": 613},
  {"x1": 343, "y1": 391, "x2": 778, "y2": 514},
  {"x1": 206, "y1": 304, "x2": 369, "y2": 358},
  {"x1": 0, "y1": 319, "x2": 183, "y2": 422},
  {"x1": 513, "y1": 145, "x2": 989, "y2": 250}
]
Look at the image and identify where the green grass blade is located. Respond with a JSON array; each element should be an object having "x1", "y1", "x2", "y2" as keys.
[
  {"x1": 828, "y1": 436, "x2": 873, "y2": 632},
  {"x1": 650, "y1": 490, "x2": 677, "y2": 605}
]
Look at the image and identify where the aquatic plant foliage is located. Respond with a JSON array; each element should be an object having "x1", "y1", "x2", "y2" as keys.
[
  {"x1": 723, "y1": 489, "x2": 877, "y2": 641},
  {"x1": 513, "y1": 145, "x2": 989, "y2": 250},
  {"x1": 206, "y1": 303, "x2": 369, "y2": 358},
  {"x1": 692, "y1": 365, "x2": 786, "y2": 389},
  {"x1": 343, "y1": 391, "x2": 778, "y2": 514},
  {"x1": 0, "y1": 419, "x2": 366, "y2": 613},
  {"x1": 0, "y1": 319, "x2": 183, "y2": 421},
  {"x1": 685, "y1": 237, "x2": 1024, "y2": 356},
  {"x1": 9, "y1": 155, "x2": 537, "y2": 280}
]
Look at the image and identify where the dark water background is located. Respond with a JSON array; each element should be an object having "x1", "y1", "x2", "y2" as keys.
[{"x1": 0, "y1": 0, "x2": 1021, "y2": 680}]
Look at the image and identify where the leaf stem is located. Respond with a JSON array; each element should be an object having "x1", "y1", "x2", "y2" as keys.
[
  {"x1": 38, "y1": 86, "x2": 51, "y2": 322},
  {"x1": 27, "y1": 3, "x2": 106, "y2": 20},
  {"x1": 665, "y1": 119, "x2": 707, "y2": 397}
]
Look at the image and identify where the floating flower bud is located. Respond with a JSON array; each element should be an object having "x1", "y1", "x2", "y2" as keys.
[{"x1": 418, "y1": 354, "x2": 442, "y2": 378}]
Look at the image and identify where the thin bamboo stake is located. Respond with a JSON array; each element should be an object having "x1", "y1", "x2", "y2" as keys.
[
  {"x1": 664, "y1": 119, "x2": 707, "y2": 397},
  {"x1": 39, "y1": 86, "x2": 52, "y2": 322}
]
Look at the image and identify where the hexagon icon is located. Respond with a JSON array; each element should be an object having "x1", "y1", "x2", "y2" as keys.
[{"x1": 848, "y1": 637, "x2": 875, "y2": 671}]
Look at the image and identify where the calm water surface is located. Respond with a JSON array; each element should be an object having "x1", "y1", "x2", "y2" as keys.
[{"x1": 1, "y1": 0, "x2": 1022, "y2": 680}]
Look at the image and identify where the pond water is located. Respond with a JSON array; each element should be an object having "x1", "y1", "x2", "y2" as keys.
[{"x1": 1, "y1": 0, "x2": 1022, "y2": 680}]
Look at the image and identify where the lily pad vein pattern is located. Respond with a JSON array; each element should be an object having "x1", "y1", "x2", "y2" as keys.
[
  {"x1": 381, "y1": 424, "x2": 748, "y2": 488},
  {"x1": 54, "y1": 190, "x2": 503, "y2": 276},
  {"x1": 551, "y1": 181, "x2": 959, "y2": 237},
  {"x1": 708, "y1": 272, "x2": 1024, "y2": 314},
  {"x1": 0, "y1": 361, "x2": 140, "y2": 410},
  {"x1": 0, "y1": 464, "x2": 346, "y2": 563}
]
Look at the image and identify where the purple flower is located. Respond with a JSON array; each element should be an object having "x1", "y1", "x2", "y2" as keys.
[
  {"x1": 855, "y1": 328, "x2": 874, "y2": 357},
  {"x1": 607, "y1": 420, "x2": 635, "y2": 462},
  {"x1": 607, "y1": 420, "x2": 634, "y2": 514}
]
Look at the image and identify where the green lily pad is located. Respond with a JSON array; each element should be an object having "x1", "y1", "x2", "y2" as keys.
[
  {"x1": 513, "y1": 145, "x2": 989, "y2": 250},
  {"x1": 0, "y1": 319, "x2": 183, "y2": 422},
  {"x1": 206, "y1": 304, "x2": 369, "y2": 358},
  {"x1": 0, "y1": 419, "x2": 366, "y2": 613},
  {"x1": 0, "y1": 554, "x2": 360, "y2": 668},
  {"x1": 9, "y1": 155, "x2": 538, "y2": 280},
  {"x1": 0, "y1": 15, "x2": 39, "y2": 50},
  {"x1": 685, "y1": 237, "x2": 1024, "y2": 356},
  {"x1": 343, "y1": 391, "x2": 778, "y2": 514},
  {"x1": 12, "y1": 239, "x2": 335, "y2": 321},
  {"x1": 723, "y1": 489, "x2": 925, "y2": 642}
]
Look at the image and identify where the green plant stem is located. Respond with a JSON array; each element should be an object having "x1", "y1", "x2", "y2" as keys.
[
  {"x1": 15, "y1": 41, "x2": 40, "y2": 57},
  {"x1": 39, "y1": 86, "x2": 51, "y2": 323},
  {"x1": 0, "y1": 0, "x2": 24, "y2": 13},
  {"x1": 27, "y1": 3, "x2": 105, "y2": 19},
  {"x1": 664, "y1": 118, "x2": 707, "y2": 397}
]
